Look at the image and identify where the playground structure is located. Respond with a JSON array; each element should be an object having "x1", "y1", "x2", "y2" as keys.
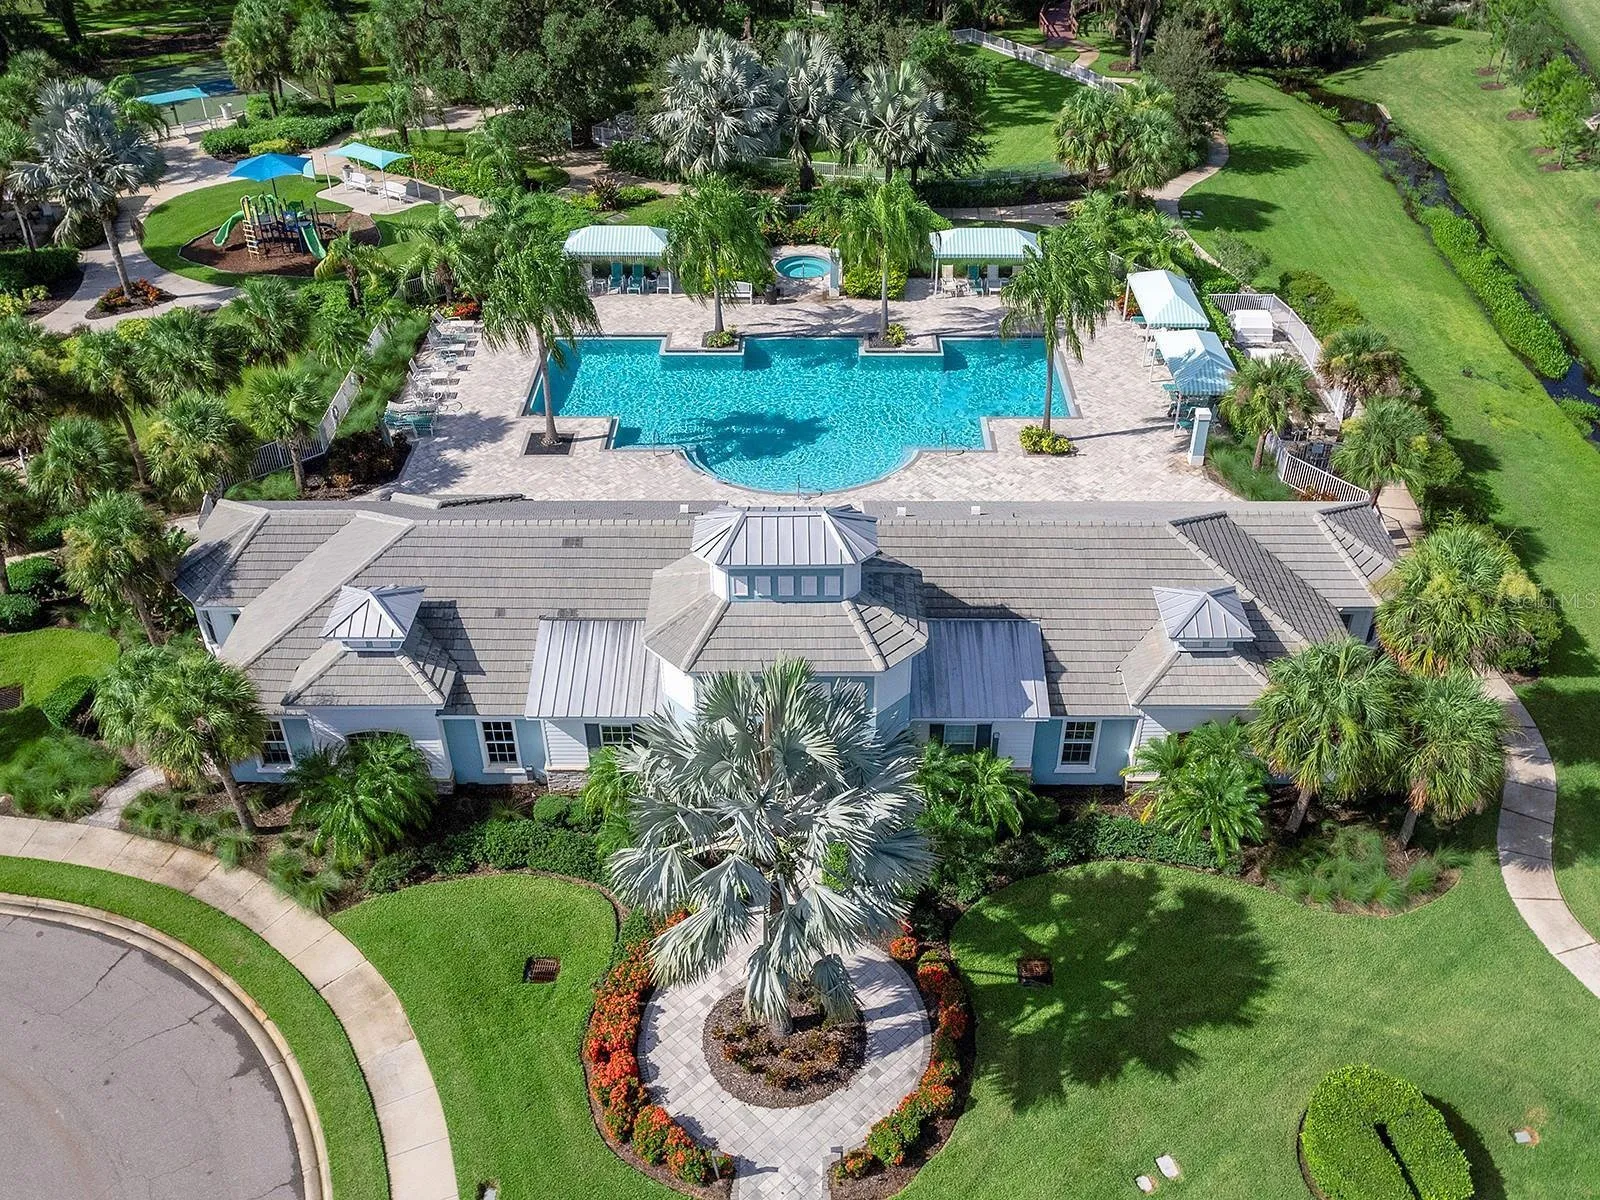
[{"x1": 213, "y1": 193, "x2": 332, "y2": 260}]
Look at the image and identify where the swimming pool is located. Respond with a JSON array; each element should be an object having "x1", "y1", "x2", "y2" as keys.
[
  {"x1": 775, "y1": 254, "x2": 831, "y2": 280},
  {"x1": 537, "y1": 336, "x2": 1061, "y2": 492}
]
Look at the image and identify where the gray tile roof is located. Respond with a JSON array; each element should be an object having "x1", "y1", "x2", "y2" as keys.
[
  {"x1": 284, "y1": 620, "x2": 459, "y2": 708},
  {"x1": 526, "y1": 619, "x2": 660, "y2": 718},
  {"x1": 1318, "y1": 502, "x2": 1399, "y2": 582},
  {"x1": 1170, "y1": 513, "x2": 1346, "y2": 642},
  {"x1": 1120, "y1": 623, "x2": 1268, "y2": 709},
  {"x1": 912, "y1": 620, "x2": 1049, "y2": 720}
]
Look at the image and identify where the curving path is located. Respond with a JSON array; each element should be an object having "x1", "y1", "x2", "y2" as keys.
[
  {"x1": 0, "y1": 815, "x2": 459, "y2": 1200},
  {"x1": 639, "y1": 943, "x2": 931, "y2": 1200},
  {"x1": 1488, "y1": 674, "x2": 1600, "y2": 998}
]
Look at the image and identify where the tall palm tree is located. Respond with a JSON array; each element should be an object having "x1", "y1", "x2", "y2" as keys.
[
  {"x1": 999, "y1": 222, "x2": 1115, "y2": 432},
  {"x1": 664, "y1": 174, "x2": 772, "y2": 337},
  {"x1": 651, "y1": 29, "x2": 778, "y2": 178},
  {"x1": 1054, "y1": 87, "x2": 1121, "y2": 188},
  {"x1": 93, "y1": 645, "x2": 269, "y2": 832},
  {"x1": 355, "y1": 77, "x2": 431, "y2": 148},
  {"x1": 837, "y1": 177, "x2": 940, "y2": 339},
  {"x1": 401, "y1": 204, "x2": 472, "y2": 302},
  {"x1": 0, "y1": 117, "x2": 40, "y2": 249},
  {"x1": 246, "y1": 365, "x2": 326, "y2": 494},
  {"x1": 62, "y1": 490, "x2": 181, "y2": 644},
  {"x1": 849, "y1": 60, "x2": 947, "y2": 183},
  {"x1": 289, "y1": 4, "x2": 355, "y2": 108},
  {"x1": 1376, "y1": 521, "x2": 1543, "y2": 676},
  {"x1": 222, "y1": 0, "x2": 294, "y2": 113},
  {"x1": 11, "y1": 79, "x2": 164, "y2": 296},
  {"x1": 1331, "y1": 396, "x2": 1433, "y2": 503},
  {"x1": 288, "y1": 732, "x2": 436, "y2": 867},
  {"x1": 1114, "y1": 80, "x2": 1183, "y2": 200},
  {"x1": 226, "y1": 276, "x2": 309, "y2": 364},
  {"x1": 607, "y1": 660, "x2": 933, "y2": 1033},
  {"x1": 133, "y1": 306, "x2": 237, "y2": 403},
  {"x1": 1397, "y1": 671, "x2": 1506, "y2": 847},
  {"x1": 1321, "y1": 325, "x2": 1404, "y2": 420},
  {"x1": 1250, "y1": 637, "x2": 1408, "y2": 833},
  {"x1": 29, "y1": 415, "x2": 125, "y2": 508},
  {"x1": 67, "y1": 327, "x2": 151, "y2": 486},
  {"x1": 1219, "y1": 356, "x2": 1316, "y2": 470},
  {"x1": 771, "y1": 30, "x2": 852, "y2": 190},
  {"x1": 145, "y1": 392, "x2": 252, "y2": 509},
  {"x1": 0, "y1": 315, "x2": 61, "y2": 449},
  {"x1": 478, "y1": 230, "x2": 599, "y2": 448}
]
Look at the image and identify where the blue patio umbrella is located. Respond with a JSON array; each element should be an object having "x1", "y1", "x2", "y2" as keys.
[{"x1": 228, "y1": 152, "x2": 312, "y2": 197}]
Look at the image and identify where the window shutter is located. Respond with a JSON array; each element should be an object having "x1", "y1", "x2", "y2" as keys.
[
  {"x1": 584, "y1": 724, "x2": 601, "y2": 751},
  {"x1": 928, "y1": 723, "x2": 945, "y2": 746},
  {"x1": 977, "y1": 724, "x2": 994, "y2": 752}
]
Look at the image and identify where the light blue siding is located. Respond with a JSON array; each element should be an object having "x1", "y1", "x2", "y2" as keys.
[
  {"x1": 877, "y1": 689, "x2": 910, "y2": 734},
  {"x1": 233, "y1": 716, "x2": 314, "y2": 784},
  {"x1": 1030, "y1": 718, "x2": 1138, "y2": 786},
  {"x1": 441, "y1": 716, "x2": 548, "y2": 783}
]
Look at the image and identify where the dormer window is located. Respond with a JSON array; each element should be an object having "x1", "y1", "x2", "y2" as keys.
[
  {"x1": 320, "y1": 585, "x2": 425, "y2": 652},
  {"x1": 692, "y1": 506, "x2": 876, "y2": 603},
  {"x1": 1151, "y1": 585, "x2": 1255, "y2": 651},
  {"x1": 729, "y1": 570, "x2": 844, "y2": 601}
]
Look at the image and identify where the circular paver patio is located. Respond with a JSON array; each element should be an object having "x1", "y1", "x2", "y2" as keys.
[{"x1": 639, "y1": 943, "x2": 931, "y2": 1200}]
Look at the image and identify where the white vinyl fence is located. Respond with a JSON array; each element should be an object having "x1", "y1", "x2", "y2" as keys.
[
  {"x1": 1210, "y1": 291, "x2": 1350, "y2": 418},
  {"x1": 1263, "y1": 432, "x2": 1370, "y2": 504},
  {"x1": 950, "y1": 28, "x2": 1118, "y2": 90}
]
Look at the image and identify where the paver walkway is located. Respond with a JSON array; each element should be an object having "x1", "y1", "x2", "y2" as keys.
[
  {"x1": 1490, "y1": 675, "x2": 1600, "y2": 998},
  {"x1": 83, "y1": 764, "x2": 164, "y2": 828},
  {"x1": 1153, "y1": 136, "x2": 1230, "y2": 214},
  {"x1": 0, "y1": 815, "x2": 459, "y2": 1200},
  {"x1": 639, "y1": 944, "x2": 930, "y2": 1200}
]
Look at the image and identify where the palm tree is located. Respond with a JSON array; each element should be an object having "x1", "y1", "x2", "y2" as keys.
[
  {"x1": 30, "y1": 415, "x2": 125, "y2": 507},
  {"x1": 479, "y1": 230, "x2": 599, "y2": 448},
  {"x1": 836, "y1": 177, "x2": 940, "y2": 339},
  {"x1": 67, "y1": 327, "x2": 152, "y2": 485},
  {"x1": 1321, "y1": 326, "x2": 1404, "y2": 420},
  {"x1": 1054, "y1": 87, "x2": 1121, "y2": 188},
  {"x1": 916, "y1": 742, "x2": 1028, "y2": 837},
  {"x1": 1376, "y1": 522, "x2": 1543, "y2": 676},
  {"x1": 651, "y1": 29, "x2": 777, "y2": 178},
  {"x1": 1114, "y1": 81, "x2": 1183, "y2": 200},
  {"x1": 289, "y1": 4, "x2": 355, "y2": 108},
  {"x1": 1250, "y1": 637, "x2": 1408, "y2": 833},
  {"x1": 0, "y1": 316, "x2": 61, "y2": 449},
  {"x1": 104, "y1": 73, "x2": 167, "y2": 139},
  {"x1": 608, "y1": 660, "x2": 933, "y2": 1033},
  {"x1": 0, "y1": 118, "x2": 39, "y2": 250},
  {"x1": 580, "y1": 745, "x2": 637, "y2": 857},
  {"x1": 11, "y1": 79, "x2": 165, "y2": 296},
  {"x1": 401, "y1": 204, "x2": 472, "y2": 302},
  {"x1": 62, "y1": 490, "x2": 182, "y2": 644},
  {"x1": 1154, "y1": 754, "x2": 1269, "y2": 867},
  {"x1": 307, "y1": 288, "x2": 369, "y2": 370},
  {"x1": 94, "y1": 645, "x2": 269, "y2": 832},
  {"x1": 356, "y1": 77, "x2": 430, "y2": 148},
  {"x1": 1114, "y1": 206, "x2": 1188, "y2": 273},
  {"x1": 1122, "y1": 728, "x2": 1190, "y2": 816},
  {"x1": 771, "y1": 30, "x2": 852, "y2": 190},
  {"x1": 288, "y1": 732, "x2": 436, "y2": 867},
  {"x1": 226, "y1": 276, "x2": 309, "y2": 363},
  {"x1": 1219, "y1": 356, "x2": 1316, "y2": 470},
  {"x1": 245, "y1": 366, "x2": 325, "y2": 494},
  {"x1": 1331, "y1": 396, "x2": 1433, "y2": 503},
  {"x1": 664, "y1": 174, "x2": 772, "y2": 337},
  {"x1": 145, "y1": 392, "x2": 253, "y2": 509},
  {"x1": 0, "y1": 466, "x2": 28, "y2": 584},
  {"x1": 1397, "y1": 671, "x2": 1506, "y2": 847},
  {"x1": 466, "y1": 123, "x2": 525, "y2": 194},
  {"x1": 314, "y1": 232, "x2": 395, "y2": 308},
  {"x1": 133, "y1": 306, "x2": 237, "y2": 403},
  {"x1": 999, "y1": 222, "x2": 1115, "y2": 432},
  {"x1": 222, "y1": 0, "x2": 294, "y2": 113},
  {"x1": 849, "y1": 60, "x2": 947, "y2": 183}
]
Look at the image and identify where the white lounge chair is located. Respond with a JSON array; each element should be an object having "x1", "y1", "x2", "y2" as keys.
[
  {"x1": 655, "y1": 271, "x2": 673, "y2": 294},
  {"x1": 732, "y1": 280, "x2": 753, "y2": 301},
  {"x1": 383, "y1": 179, "x2": 412, "y2": 202}
]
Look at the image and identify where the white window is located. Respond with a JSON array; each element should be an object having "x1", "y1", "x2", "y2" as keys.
[
  {"x1": 481, "y1": 720, "x2": 519, "y2": 767},
  {"x1": 260, "y1": 720, "x2": 293, "y2": 769},
  {"x1": 800, "y1": 575, "x2": 819, "y2": 597},
  {"x1": 731, "y1": 575, "x2": 750, "y2": 598},
  {"x1": 1059, "y1": 721, "x2": 1099, "y2": 769},
  {"x1": 598, "y1": 724, "x2": 635, "y2": 747},
  {"x1": 778, "y1": 575, "x2": 796, "y2": 597}
]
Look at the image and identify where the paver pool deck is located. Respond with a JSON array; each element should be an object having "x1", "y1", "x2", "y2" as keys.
[{"x1": 394, "y1": 288, "x2": 1229, "y2": 504}]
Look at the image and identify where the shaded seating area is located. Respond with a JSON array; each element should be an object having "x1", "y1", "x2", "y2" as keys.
[
  {"x1": 1151, "y1": 329, "x2": 1236, "y2": 429},
  {"x1": 135, "y1": 79, "x2": 236, "y2": 135},
  {"x1": 1125, "y1": 269, "x2": 1209, "y2": 331},
  {"x1": 929, "y1": 226, "x2": 1039, "y2": 296},
  {"x1": 562, "y1": 225, "x2": 674, "y2": 294},
  {"x1": 329, "y1": 142, "x2": 422, "y2": 204}
]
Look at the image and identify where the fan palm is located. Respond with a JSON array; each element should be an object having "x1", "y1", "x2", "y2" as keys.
[
  {"x1": 289, "y1": 732, "x2": 436, "y2": 867},
  {"x1": 1321, "y1": 325, "x2": 1404, "y2": 420},
  {"x1": 11, "y1": 79, "x2": 164, "y2": 295},
  {"x1": 607, "y1": 660, "x2": 933, "y2": 1032},
  {"x1": 849, "y1": 60, "x2": 947, "y2": 183},
  {"x1": 771, "y1": 30, "x2": 852, "y2": 189},
  {"x1": 1122, "y1": 728, "x2": 1190, "y2": 815},
  {"x1": 226, "y1": 276, "x2": 309, "y2": 363},
  {"x1": 664, "y1": 174, "x2": 772, "y2": 337},
  {"x1": 145, "y1": 392, "x2": 253, "y2": 509},
  {"x1": 245, "y1": 365, "x2": 326, "y2": 494},
  {"x1": 29, "y1": 415, "x2": 125, "y2": 507},
  {"x1": 133, "y1": 306, "x2": 237, "y2": 403},
  {"x1": 289, "y1": 4, "x2": 355, "y2": 107},
  {"x1": 314, "y1": 231, "x2": 395, "y2": 308},
  {"x1": 67, "y1": 327, "x2": 152, "y2": 485},
  {"x1": 62, "y1": 490, "x2": 182, "y2": 644},
  {"x1": 1114, "y1": 205, "x2": 1188, "y2": 272},
  {"x1": 651, "y1": 29, "x2": 777, "y2": 177},
  {"x1": 1054, "y1": 86, "x2": 1121, "y2": 188},
  {"x1": 308, "y1": 287, "x2": 369, "y2": 370},
  {"x1": 1154, "y1": 753, "x2": 1269, "y2": 867},
  {"x1": 1397, "y1": 670, "x2": 1506, "y2": 846},
  {"x1": 836, "y1": 177, "x2": 940, "y2": 338},
  {"x1": 1250, "y1": 637, "x2": 1408, "y2": 833},
  {"x1": 1376, "y1": 521, "x2": 1543, "y2": 676},
  {"x1": 1331, "y1": 396, "x2": 1433, "y2": 503},
  {"x1": 1115, "y1": 83, "x2": 1183, "y2": 200},
  {"x1": 999, "y1": 222, "x2": 1115, "y2": 432},
  {"x1": 93, "y1": 645, "x2": 269, "y2": 832},
  {"x1": 1219, "y1": 356, "x2": 1316, "y2": 470},
  {"x1": 355, "y1": 77, "x2": 431, "y2": 147}
]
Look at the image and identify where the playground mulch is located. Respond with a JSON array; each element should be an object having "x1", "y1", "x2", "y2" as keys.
[{"x1": 179, "y1": 211, "x2": 380, "y2": 278}]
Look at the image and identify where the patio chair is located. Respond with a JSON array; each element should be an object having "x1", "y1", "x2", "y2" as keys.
[
  {"x1": 629, "y1": 264, "x2": 645, "y2": 293},
  {"x1": 383, "y1": 179, "x2": 412, "y2": 202},
  {"x1": 347, "y1": 170, "x2": 374, "y2": 194},
  {"x1": 939, "y1": 264, "x2": 956, "y2": 296},
  {"x1": 966, "y1": 265, "x2": 983, "y2": 295},
  {"x1": 608, "y1": 263, "x2": 625, "y2": 294},
  {"x1": 733, "y1": 280, "x2": 754, "y2": 301},
  {"x1": 655, "y1": 271, "x2": 673, "y2": 294}
]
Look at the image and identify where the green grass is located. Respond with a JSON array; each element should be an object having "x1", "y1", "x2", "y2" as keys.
[
  {"x1": 611, "y1": 196, "x2": 680, "y2": 226},
  {"x1": 0, "y1": 628, "x2": 122, "y2": 808},
  {"x1": 1204, "y1": 427, "x2": 1296, "y2": 500},
  {"x1": 333, "y1": 875, "x2": 675, "y2": 1200},
  {"x1": 1546, "y1": 0, "x2": 1600, "y2": 71},
  {"x1": 0, "y1": 627, "x2": 119, "y2": 704},
  {"x1": 0, "y1": 856, "x2": 388, "y2": 1200},
  {"x1": 961, "y1": 46, "x2": 1079, "y2": 171},
  {"x1": 1185, "y1": 77, "x2": 1600, "y2": 935},
  {"x1": 1324, "y1": 21, "x2": 1600, "y2": 375},
  {"x1": 903, "y1": 845, "x2": 1600, "y2": 1199}
]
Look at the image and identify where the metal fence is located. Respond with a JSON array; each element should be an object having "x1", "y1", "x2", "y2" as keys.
[
  {"x1": 1210, "y1": 291, "x2": 1349, "y2": 418},
  {"x1": 949, "y1": 28, "x2": 1118, "y2": 91},
  {"x1": 1264, "y1": 432, "x2": 1370, "y2": 504}
]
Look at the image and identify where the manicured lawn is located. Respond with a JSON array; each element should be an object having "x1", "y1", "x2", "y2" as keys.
[
  {"x1": 0, "y1": 857, "x2": 388, "y2": 1200},
  {"x1": 0, "y1": 627, "x2": 118, "y2": 705},
  {"x1": 962, "y1": 46, "x2": 1078, "y2": 171},
  {"x1": 1546, "y1": 0, "x2": 1600, "y2": 70},
  {"x1": 1185, "y1": 77, "x2": 1600, "y2": 936},
  {"x1": 333, "y1": 875, "x2": 675, "y2": 1200},
  {"x1": 0, "y1": 628, "x2": 122, "y2": 806},
  {"x1": 1325, "y1": 21, "x2": 1600, "y2": 374},
  {"x1": 612, "y1": 196, "x2": 680, "y2": 226},
  {"x1": 904, "y1": 846, "x2": 1600, "y2": 1199}
]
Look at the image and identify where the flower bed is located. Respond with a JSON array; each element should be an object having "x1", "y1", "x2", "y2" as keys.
[
  {"x1": 830, "y1": 948, "x2": 974, "y2": 1199},
  {"x1": 90, "y1": 277, "x2": 172, "y2": 317},
  {"x1": 584, "y1": 913, "x2": 734, "y2": 1196}
]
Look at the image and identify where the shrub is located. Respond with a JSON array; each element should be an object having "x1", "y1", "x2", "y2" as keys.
[
  {"x1": 1300, "y1": 1064, "x2": 1473, "y2": 1200},
  {"x1": 10, "y1": 784, "x2": 98, "y2": 820},
  {"x1": 39, "y1": 674, "x2": 96, "y2": 730},
  {"x1": 266, "y1": 848, "x2": 344, "y2": 913},
  {"x1": 1019, "y1": 425, "x2": 1077, "y2": 455},
  {"x1": 632, "y1": 1105, "x2": 673, "y2": 1164},
  {"x1": 602, "y1": 139, "x2": 671, "y2": 180},
  {"x1": 0, "y1": 246, "x2": 79, "y2": 295},
  {"x1": 842, "y1": 261, "x2": 908, "y2": 300},
  {"x1": 1417, "y1": 207, "x2": 1569, "y2": 379},
  {"x1": 0, "y1": 593, "x2": 40, "y2": 631},
  {"x1": 201, "y1": 111, "x2": 354, "y2": 159},
  {"x1": 616, "y1": 184, "x2": 661, "y2": 207},
  {"x1": 704, "y1": 327, "x2": 738, "y2": 349},
  {"x1": 1277, "y1": 270, "x2": 1365, "y2": 338},
  {"x1": 479, "y1": 817, "x2": 543, "y2": 869},
  {"x1": 1209, "y1": 232, "x2": 1270, "y2": 285},
  {"x1": 0, "y1": 725, "x2": 120, "y2": 809},
  {"x1": 889, "y1": 934, "x2": 920, "y2": 963},
  {"x1": 531, "y1": 791, "x2": 577, "y2": 826},
  {"x1": 1494, "y1": 588, "x2": 1563, "y2": 674},
  {"x1": 26, "y1": 513, "x2": 69, "y2": 551},
  {"x1": 881, "y1": 322, "x2": 908, "y2": 348},
  {"x1": 248, "y1": 136, "x2": 298, "y2": 155},
  {"x1": 7, "y1": 555, "x2": 59, "y2": 597},
  {"x1": 325, "y1": 430, "x2": 406, "y2": 486},
  {"x1": 365, "y1": 848, "x2": 422, "y2": 893}
]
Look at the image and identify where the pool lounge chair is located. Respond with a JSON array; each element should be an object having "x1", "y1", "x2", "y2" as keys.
[
  {"x1": 655, "y1": 271, "x2": 673, "y2": 294},
  {"x1": 629, "y1": 264, "x2": 645, "y2": 293},
  {"x1": 967, "y1": 265, "x2": 983, "y2": 295},
  {"x1": 609, "y1": 263, "x2": 625, "y2": 294},
  {"x1": 939, "y1": 264, "x2": 956, "y2": 295}
]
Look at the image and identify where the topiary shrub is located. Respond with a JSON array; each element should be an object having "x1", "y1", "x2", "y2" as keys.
[
  {"x1": 1300, "y1": 1064, "x2": 1473, "y2": 1200},
  {"x1": 40, "y1": 674, "x2": 96, "y2": 730},
  {"x1": 0, "y1": 593, "x2": 41, "y2": 631},
  {"x1": 7, "y1": 554, "x2": 60, "y2": 597},
  {"x1": 842, "y1": 261, "x2": 908, "y2": 300}
]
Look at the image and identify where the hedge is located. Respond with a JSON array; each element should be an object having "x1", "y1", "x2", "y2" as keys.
[
  {"x1": 200, "y1": 112, "x2": 354, "y2": 159},
  {"x1": 6, "y1": 555, "x2": 59, "y2": 597},
  {"x1": 0, "y1": 246, "x2": 79, "y2": 295},
  {"x1": 0, "y1": 593, "x2": 41, "y2": 632},
  {"x1": 1417, "y1": 206, "x2": 1570, "y2": 379},
  {"x1": 1300, "y1": 1064, "x2": 1474, "y2": 1200},
  {"x1": 365, "y1": 812, "x2": 604, "y2": 893},
  {"x1": 40, "y1": 674, "x2": 96, "y2": 730},
  {"x1": 362, "y1": 136, "x2": 477, "y2": 194}
]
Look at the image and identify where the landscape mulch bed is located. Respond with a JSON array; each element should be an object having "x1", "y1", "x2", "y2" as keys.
[
  {"x1": 704, "y1": 988, "x2": 866, "y2": 1109},
  {"x1": 1506, "y1": 109, "x2": 1537, "y2": 121},
  {"x1": 19, "y1": 265, "x2": 84, "y2": 318},
  {"x1": 88, "y1": 283, "x2": 176, "y2": 320},
  {"x1": 180, "y1": 211, "x2": 378, "y2": 278},
  {"x1": 1480, "y1": 81, "x2": 1506, "y2": 90}
]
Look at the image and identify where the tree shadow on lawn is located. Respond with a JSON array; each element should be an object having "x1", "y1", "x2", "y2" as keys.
[
  {"x1": 1432, "y1": 1096, "x2": 1507, "y2": 1200},
  {"x1": 1331, "y1": 22, "x2": 1454, "y2": 78},
  {"x1": 1187, "y1": 192, "x2": 1280, "y2": 234},
  {"x1": 964, "y1": 865, "x2": 1275, "y2": 1110},
  {"x1": 1213, "y1": 137, "x2": 1311, "y2": 178}
]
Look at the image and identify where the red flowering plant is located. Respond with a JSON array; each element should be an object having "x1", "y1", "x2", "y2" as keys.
[{"x1": 888, "y1": 935, "x2": 920, "y2": 963}]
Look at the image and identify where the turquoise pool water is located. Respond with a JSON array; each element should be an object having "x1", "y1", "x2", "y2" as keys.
[
  {"x1": 775, "y1": 254, "x2": 830, "y2": 280},
  {"x1": 539, "y1": 335, "x2": 1057, "y2": 492}
]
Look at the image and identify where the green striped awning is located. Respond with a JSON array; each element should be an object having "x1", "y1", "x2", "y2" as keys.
[
  {"x1": 562, "y1": 225, "x2": 670, "y2": 260},
  {"x1": 928, "y1": 226, "x2": 1040, "y2": 263},
  {"x1": 1128, "y1": 269, "x2": 1208, "y2": 329},
  {"x1": 1155, "y1": 329, "x2": 1236, "y2": 396}
]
